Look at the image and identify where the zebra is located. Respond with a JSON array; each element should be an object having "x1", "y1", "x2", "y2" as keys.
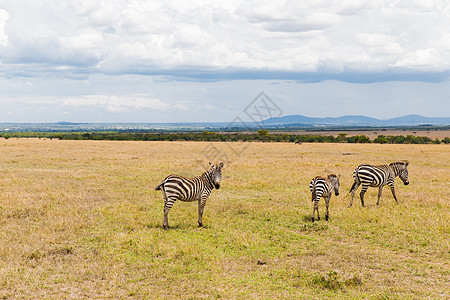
[
  {"x1": 155, "y1": 162, "x2": 223, "y2": 230},
  {"x1": 349, "y1": 161, "x2": 409, "y2": 207},
  {"x1": 309, "y1": 174, "x2": 341, "y2": 222}
]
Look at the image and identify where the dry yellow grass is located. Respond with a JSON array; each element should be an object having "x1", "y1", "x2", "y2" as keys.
[
  {"x1": 0, "y1": 139, "x2": 448, "y2": 299},
  {"x1": 275, "y1": 129, "x2": 450, "y2": 139}
]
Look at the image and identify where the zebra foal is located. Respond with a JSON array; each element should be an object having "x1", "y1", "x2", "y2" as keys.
[
  {"x1": 155, "y1": 162, "x2": 223, "y2": 230},
  {"x1": 309, "y1": 174, "x2": 341, "y2": 222},
  {"x1": 349, "y1": 161, "x2": 409, "y2": 207}
]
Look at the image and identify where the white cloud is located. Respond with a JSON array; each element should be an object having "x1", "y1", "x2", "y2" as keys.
[
  {"x1": 62, "y1": 95, "x2": 171, "y2": 113},
  {"x1": 238, "y1": 1, "x2": 341, "y2": 32},
  {"x1": 394, "y1": 48, "x2": 444, "y2": 71},
  {"x1": 0, "y1": 0, "x2": 448, "y2": 77},
  {"x1": 0, "y1": 8, "x2": 8, "y2": 46}
]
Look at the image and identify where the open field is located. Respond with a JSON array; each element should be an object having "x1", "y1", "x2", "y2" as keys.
[{"x1": 0, "y1": 139, "x2": 448, "y2": 299}]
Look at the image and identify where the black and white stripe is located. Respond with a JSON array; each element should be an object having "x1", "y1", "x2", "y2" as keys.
[
  {"x1": 349, "y1": 161, "x2": 409, "y2": 207},
  {"x1": 309, "y1": 174, "x2": 340, "y2": 222},
  {"x1": 156, "y1": 162, "x2": 223, "y2": 230}
]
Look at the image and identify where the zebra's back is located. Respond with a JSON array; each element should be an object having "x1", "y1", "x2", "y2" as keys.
[
  {"x1": 310, "y1": 176, "x2": 331, "y2": 200},
  {"x1": 158, "y1": 174, "x2": 204, "y2": 202},
  {"x1": 354, "y1": 164, "x2": 393, "y2": 187}
]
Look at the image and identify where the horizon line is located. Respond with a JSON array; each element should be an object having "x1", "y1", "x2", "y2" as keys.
[{"x1": 1, "y1": 113, "x2": 450, "y2": 125}]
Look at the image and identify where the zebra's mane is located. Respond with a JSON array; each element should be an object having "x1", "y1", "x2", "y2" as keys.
[
  {"x1": 389, "y1": 161, "x2": 409, "y2": 168},
  {"x1": 389, "y1": 161, "x2": 409, "y2": 177},
  {"x1": 198, "y1": 166, "x2": 220, "y2": 190},
  {"x1": 200, "y1": 166, "x2": 216, "y2": 181},
  {"x1": 202, "y1": 167, "x2": 214, "y2": 176}
]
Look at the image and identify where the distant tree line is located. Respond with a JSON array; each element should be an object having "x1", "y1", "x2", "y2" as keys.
[{"x1": 1, "y1": 130, "x2": 449, "y2": 144}]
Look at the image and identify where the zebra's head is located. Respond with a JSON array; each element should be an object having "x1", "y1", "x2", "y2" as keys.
[
  {"x1": 209, "y1": 162, "x2": 223, "y2": 189},
  {"x1": 399, "y1": 161, "x2": 409, "y2": 185},
  {"x1": 328, "y1": 174, "x2": 341, "y2": 196},
  {"x1": 393, "y1": 161, "x2": 409, "y2": 185}
]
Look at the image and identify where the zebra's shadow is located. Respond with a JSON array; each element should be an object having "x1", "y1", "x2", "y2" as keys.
[
  {"x1": 300, "y1": 214, "x2": 332, "y2": 222},
  {"x1": 148, "y1": 223, "x2": 211, "y2": 231},
  {"x1": 301, "y1": 214, "x2": 313, "y2": 222}
]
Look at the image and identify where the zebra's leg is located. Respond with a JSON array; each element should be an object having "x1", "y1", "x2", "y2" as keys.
[
  {"x1": 312, "y1": 200, "x2": 319, "y2": 222},
  {"x1": 360, "y1": 185, "x2": 368, "y2": 207},
  {"x1": 389, "y1": 184, "x2": 399, "y2": 204},
  {"x1": 163, "y1": 197, "x2": 176, "y2": 230},
  {"x1": 349, "y1": 181, "x2": 360, "y2": 207},
  {"x1": 198, "y1": 197, "x2": 208, "y2": 227},
  {"x1": 325, "y1": 196, "x2": 331, "y2": 221},
  {"x1": 311, "y1": 199, "x2": 320, "y2": 222},
  {"x1": 316, "y1": 201, "x2": 320, "y2": 221},
  {"x1": 377, "y1": 186, "x2": 383, "y2": 205}
]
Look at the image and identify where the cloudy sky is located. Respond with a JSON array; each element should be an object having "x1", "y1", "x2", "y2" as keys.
[{"x1": 0, "y1": 0, "x2": 449, "y2": 123}]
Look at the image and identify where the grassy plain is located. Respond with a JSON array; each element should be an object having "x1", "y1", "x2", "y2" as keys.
[
  {"x1": 0, "y1": 139, "x2": 448, "y2": 299},
  {"x1": 276, "y1": 129, "x2": 450, "y2": 139}
]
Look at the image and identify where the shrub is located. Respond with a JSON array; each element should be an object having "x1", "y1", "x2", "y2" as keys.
[{"x1": 442, "y1": 137, "x2": 450, "y2": 144}]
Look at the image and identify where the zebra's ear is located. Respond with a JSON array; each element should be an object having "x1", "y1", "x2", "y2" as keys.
[
  {"x1": 338, "y1": 174, "x2": 341, "y2": 180},
  {"x1": 209, "y1": 162, "x2": 213, "y2": 167},
  {"x1": 404, "y1": 161, "x2": 409, "y2": 167},
  {"x1": 219, "y1": 162, "x2": 224, "y2": 169}
]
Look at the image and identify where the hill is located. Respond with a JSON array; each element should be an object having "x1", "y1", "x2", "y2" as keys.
[{"x1": 263, "y1": 114, "x2": 450, "y2": 126}]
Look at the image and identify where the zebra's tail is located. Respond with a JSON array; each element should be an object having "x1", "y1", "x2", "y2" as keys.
[
  {"x1": 349, "y1": 181, "x2": 356, "y2": 193},
  {"x1": 155, "y1": 182, "x2": 164, "y2": 191},
  {"x1": 156, "y1": 175, "x2": 172, "y2": 191},
  {"x1": 349, "y1": 170, "x2": 359, "y2": 193},
  {"x1": 310, "y1": 180, "x2": 316, "y2": 202}
]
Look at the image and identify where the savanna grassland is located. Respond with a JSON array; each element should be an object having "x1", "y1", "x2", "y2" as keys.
[{"x1": 0, "y1": 139, "x2": 448, "y2": 299}]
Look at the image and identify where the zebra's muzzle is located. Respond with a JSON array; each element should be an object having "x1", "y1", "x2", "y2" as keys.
[
  {"x1": 214, "y1": 182, "x2": 220, "y2": 189},
  {"x1": 335, "y1": 192, "x2": 339, "y2": 196},
  {"x1": 404, "y1": 181, "x2": 409, "y2": 185}
]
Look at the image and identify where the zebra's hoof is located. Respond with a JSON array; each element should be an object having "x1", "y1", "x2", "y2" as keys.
[
  {"x1": 198, "y1": 223, "x2": 204, "y2": 228},
  {"x1": 163, "y1": 225, "x2": 169, "y2": 231},
  {"x1": 325, "y1": 216, "x2": 329, "y2": 221},
  {"x1": 311, "y1": 217, "x2": 315, "y2": 222}
]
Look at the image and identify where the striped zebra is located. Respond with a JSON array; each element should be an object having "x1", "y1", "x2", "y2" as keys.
[
  {"x1": 309, "y1": 174, "x2": 341, "y2": 222},
  {"x1": 349, "y1": 161, "x2": 409, "y2": 207},
  {"x1": 155, "y1": 162, "x2": 223, "y2": 230}
]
